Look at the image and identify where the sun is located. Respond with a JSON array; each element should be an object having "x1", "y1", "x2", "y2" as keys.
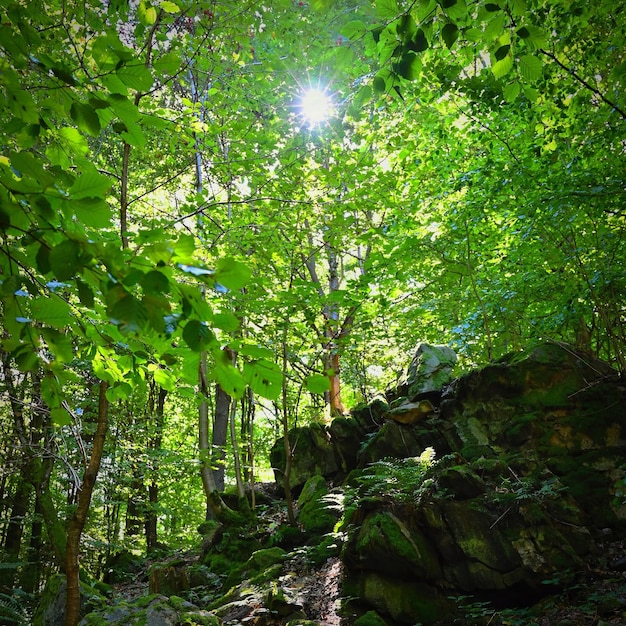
[{"x1": 298, "y1": 87, "x2": 334, "y2": 128}]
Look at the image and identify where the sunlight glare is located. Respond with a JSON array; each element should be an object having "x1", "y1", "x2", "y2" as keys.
[{"x1": 299, "y1": 87, "x2": 333, "y2": 127}]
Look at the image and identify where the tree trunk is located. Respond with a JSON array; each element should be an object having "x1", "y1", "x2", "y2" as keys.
[
  {"x1": 1, "y1": 477, "x2": 31, "y2": 591},
  {"x1": 2, "y1": 355, "x2": 66, "y2": 569},
  {"x1": 212, "y1": 384, "x2": 230, "y2": 492},
  {"x1": 65, "y1": 381, "x2": 109, "y2": 626},
  {"x1": 20, "y1": 495, "x2": 44, "y2": 593},
  {"x1": 199, "y1": 352, "x2": 230, "y2": 521},
  {"x1": 280, "y1": 337, "x2": 296, "y2": 525},
  {"x1": 145, "y1": 386, "x2": 167, "y2": 553}
]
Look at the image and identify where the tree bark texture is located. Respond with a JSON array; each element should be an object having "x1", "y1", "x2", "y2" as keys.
[{"x1": 64, "y1": 381, "x2": 109, "y2": 626}]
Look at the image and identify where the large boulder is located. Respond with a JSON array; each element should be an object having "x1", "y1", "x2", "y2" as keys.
[
  {"x1": 399, "y1": 342, "x2": 458, "y2": 399},
  {"x1": 271, "y1": 422, "x2": 339, "y2": 493},
  {"x1": 339, "y1": 342, "x2": 626, "y2": 624}
]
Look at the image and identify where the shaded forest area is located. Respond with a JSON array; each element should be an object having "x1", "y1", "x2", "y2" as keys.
[{"x1": 0, "y1": 0, "x2": 624, "y2": 624}]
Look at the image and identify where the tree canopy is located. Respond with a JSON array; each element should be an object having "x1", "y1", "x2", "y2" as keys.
[{"x1": 0, "y1": 0, "x2": 624, "y2": 620}]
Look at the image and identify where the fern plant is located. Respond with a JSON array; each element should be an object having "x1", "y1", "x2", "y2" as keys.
[
  {"x1": 0, "y1": 591, "x2": 29, "y2": 625},
  {"x1": 354, "y1": 447, "x2": 439, "y2": 505}
]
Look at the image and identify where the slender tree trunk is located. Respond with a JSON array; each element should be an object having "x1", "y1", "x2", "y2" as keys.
[
  {"x1": 241, "y1": 388, "x2": 256, "y2": 509},
  {"x1": 280, "y1": 334, "x2": 296, "y2": 525},
  {"x1": 198, "y1": 352, "x2": 230, "y2": 520},
  {"x1": 212, "y1": 384, "x2": 230, "y2": 492},
  {"x1": 20, "y1": 495, "x2": 44, "y2": 593},
  {"x1": 145, "y1": 386, "x2": 167, "y2": 553},
  {"x1": 1, "y1": 478, "x2": 31, "y2": 591},
  {"x1": 2, "y1": 355, "x2": 66, "y2": 568},
  {"x1": 65, "y1": 381, "x2": 109, "y2": 626}
]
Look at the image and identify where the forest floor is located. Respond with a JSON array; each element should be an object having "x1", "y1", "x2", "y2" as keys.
[
  {"x1": 105, "y1": 483, "x2": 626, "y2": 626},
  {"x1": 108, "y1": 537, "x2": 626, "y2": 625}
]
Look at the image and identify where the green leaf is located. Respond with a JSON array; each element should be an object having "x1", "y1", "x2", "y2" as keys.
[
  {"x1": 395, "y1": 51, "x2": 421, "y2": 80},
  {"x1": 30, "y1": 296, "x2": 72, "y2": 329},
  {"x1": 518, "y1": 54, "x2": 543, "y2": 81},
  {"x1": 441, "y1": 23, "x2": 459, "y2": 49},
  {"x1": 244, "y1": 359, "x2": 282, "y2": 401},
  {"x1": 41, "y1": 373, "x2": 62, "y2": 408},
  {"x1": 516, "y1": 25, "x2": 548, "y2": 50},
  {"x1": 441, "y1": 0, "x2": 467, "y2": 20},
  {"x1": 107, "y1": 287, "x2": 148, "y2": 333},
  {"x1": 141, "y1": 270, "x2": 170, "y2": 295},
  {"x1": 341, "y1": 20, "x2": 368, "y2": 41},
  {"x1": 116, "y1": 63, "x2": 154, "y2": 92},
  {"x1": 409, "y1": 28, "x2": 429, "y2": 53},
  {"x1": 69, "y1": 167, "x2": 112, "y2": 199},
  {"x1": 305, "y1": 374, "x2": 331, "y2": 395},
  {"x1": 76, "y1": 278, "x2": 95, "y2": 308},
  {"x1": 503, "y1": 81, "x2": 521, "y2": 101},
  {"x1": 70, "y1": 102, "x2": 101, "y2": 136},
  {"x1": 50, "y1": 407, "x2": 72, "y2": 427},
  {"x1": 153, "y1": 367, "x2": 176, "y2": 391},
  {"x1": 160, "y1": 0, "x2": 180, "y2": 13},
  {"x1": 494, "y1": 44, "x2": 510, "y2": 61},
  {"x1": 376, "y1": 0, "x2": 399, "y2": 19},
  {"x1": 491, "y1": 50, "x2": 513, "y2": 78},
  {"x1": 49, "y1": 240, "x2": 81, "y2": 280},
  {"x1": 41, "y1": 328, "x2": 74, "y2": 362},
  {"x1": 214, "y1": 363, "x2": 246, "y2": 399},
  {"x1": 213, "y1": 311, "x2": 240, "y2": 332},
  {"x1": 138, "y1": 0, "x2": 158, "y2": 25},
  {"x1": 214, "y1": 257, "x2": 252, "y2": 291},
  {"x1": 6, "y1": 86, "x2": 39, "y2": 124},
  {"x1": 239, "y1": 344, "x2": 275, "y2": 359},
  {"x1": 182, "y1": 320, "x2": 216, "y2": 351},
  {"x1": 70, "y1": 197, "x2": 113, "y2": 229}
]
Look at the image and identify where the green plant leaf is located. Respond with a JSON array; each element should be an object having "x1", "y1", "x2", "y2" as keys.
[
  {"x1": 341, "y1": 20, "x2": 367, "y2": 41},
  {"x1": 503, "y1": 81, "x2": 521, "y2": 101},
  {"x1": 214, "y1": 257, "x2": 252, "y2": 291},
  {"x1": 141, "y1": 270, "x2": 170, "y2": 295},
  {"x1": 50, "y1": 407, "x2": 72, "y2": 427},
  {"x1": 441, "y1": 23, "x2": 459, "y2": 49},
  {"x1": 213, "y1": 311, "x2": 240, "y2": 332},
  {"x1": 244, "y1": 359, "x2": 282, "y2": 400},
  {"x1": 305, "y1": 374, "x2": 331, "y2": 394},
  {"x1": 70, "y1": 102, "x2": 101, "y2": 136},
  {"x1": 518, "y1": 54, "x2": 543, "y2": 81},
  {"x1": 49, "y1": 240, "x2": 81, "y2": 280},
  {"x1": 68, "y1": 167, "x2": 112, "y2": 199},
  {"x1": 376, "y1": 0, "x2": 399, "y2": 19},
  {"x1": 491, "y1": 51, "x2": 514, "y2": 78},
  {"x1": 182, "y1": 320, "x2": 216, "y2": 351},
  {"x1": 30, "y1": 296, "x2": 72, "y2": 329},
  {"x1": 214, "y1": 363, "x2": 246, "y2": 399}
]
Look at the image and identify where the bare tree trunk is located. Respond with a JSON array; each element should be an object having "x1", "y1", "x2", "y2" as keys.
[
  {"x1": 146, "y1": 386, "x2": 167, "y2": 553},
  {"x1": 280, "y1": 335, "x2": 296, "y2": 525},
  {"x1": 2, "y1": 355, "x2": 66, "y2": 569},
  {"x1": 20, "y1": 495, "x2": 44, "y2": 593},
  {"x1": 65, "y1": 381, "x2": 109, "y2": 626},
  {"x1": 212, "y1": 384, "x2": 230, "y2": 492},
  {"x1": 1, "y1": 478, "x2": 30, "y2": 592}
]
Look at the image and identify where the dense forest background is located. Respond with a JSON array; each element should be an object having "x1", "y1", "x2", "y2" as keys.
[{"x1": 0, "y1": 0, "x2": 624, "y2": 622}]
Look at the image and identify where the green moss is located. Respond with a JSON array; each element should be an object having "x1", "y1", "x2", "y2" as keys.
[
  {"x1": 354, "y1": 610, "x2": 390, "y2": 626},
  {"x1": 245, "y1": 547, "x2": 286, "y2": 570},
  {"x1": 249, "y1": 563, "x2": 283, "y2": 585},
  {"x1": 356, "y1": 512, "x2": 440, "y2": 578}
]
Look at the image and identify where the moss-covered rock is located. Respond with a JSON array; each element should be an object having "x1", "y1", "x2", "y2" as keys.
[
  {"x1": 358, "y1": 571, "x2": 451, "y2": 624},
  {"x1": 297, "y1": 475, "x2": 340, "y2": 536},
  {"x1": 80, "y1": 594, "x2": 220, "y2": 626},
  {"x1": 271, "y1": 422, "x2": 339, "y2": 493},
  {"x1": 353, "y1": 610, "x2": 391, "y2": 626},
  {"x1": 35, "y1": 573, "x2": 105, "y2": 626}
]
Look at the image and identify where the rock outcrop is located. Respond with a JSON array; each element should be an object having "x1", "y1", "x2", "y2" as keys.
[{"x1": 274, "y1": 341, "x2": 626, "y2": 624}]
